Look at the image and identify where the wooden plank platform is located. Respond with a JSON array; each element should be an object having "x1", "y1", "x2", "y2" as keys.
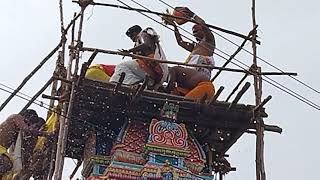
[{"x1": 65, "y1": 78, "x2": 267, "y2": 166}]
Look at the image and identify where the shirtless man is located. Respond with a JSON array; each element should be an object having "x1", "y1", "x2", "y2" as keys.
[
  {"x1": 110, "y1": 25, "x2": 168, "y2": 90},
  {"x1": 168, "y1": 7, "x2": 215, "y2": 79},
  {"x1": 0, "y1": 109, "x2": 49, "y2": 177},
  {"x1": 165, "y1": 66, "x2": 215, "y2": 100}
]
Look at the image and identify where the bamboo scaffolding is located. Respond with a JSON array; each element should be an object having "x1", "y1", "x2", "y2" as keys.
[
  {"x1": 208, "y1": 86, "x2": 224, "y2": 105},
  {"x1": 211, "y1": 29, "x2": 254, "y2": 82},
  {"x1": 0, "y1": 13, "x2": 81, "y2": 113},
  {"x1": 0, "y1": 42, "x2": 62, "y2": 112},
  {"x1": 80, "y1": 47, "x2": 296, "y2": 76},
  {"x1": 72, "y1": 0, "x2": 260, "y2": 44},
  {"x1": 226, "y1": 74, "x2": 249, "y2": 102},
  {"x1": 250, "y1": 0, "x2": 266, "y2": 179},
  {"x1": 248, "y1": 124, "x2": 282, "y2": 134},
  {"x1": 20, "y1": 77, "x2": 54, "y2": 113},
  {"x1": 53, "y1": 7, "x2": 86, "y2": 180},
  {"x1": 228, "y1": 82, "x2": 251, "y2": 110}
]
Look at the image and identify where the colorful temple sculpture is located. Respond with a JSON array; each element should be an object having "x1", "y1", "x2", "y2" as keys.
[{"x1": 65, "y1": 73, "x2": 267, "y2": 179}]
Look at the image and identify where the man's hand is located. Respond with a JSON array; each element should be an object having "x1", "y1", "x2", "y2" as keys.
[
  {"x1": 119, "y1": 49, "x2": 131, "y2": 53},
  {"x1": 177, "y1": 7, "x2": 195, "y2": 19},
  {"x1": 118, "y1": 49, "x2": 131, "y2": 59}
]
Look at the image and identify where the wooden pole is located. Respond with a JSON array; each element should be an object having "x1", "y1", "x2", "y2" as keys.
[
  {"x1": 0, "y1": 12, "x2": 80, "y2": 113},
  {"x1": 0, "y1": 42, "x2": 62, "y2": 112},
  {"x1": 80, "y1": 47, "x2": 296, "y2": 76},
  {"x1": 20, "y1": 77, "x2": 54, "y2": 113},
  {"x1": 225, "y1": 74, "x2": 249, "y2": 102},
  {"x1": 53, "y1": 5, "x2": 86, "y2": 179},
  {"x1": 48, "y1": 12, "x2": 80, "y2": 180},
  {"x1": 72, "y1": 0, "x2": 260, "y2": 44},
  {"x1": 228, "y1": 82, "x2": 251, "y2": 110},
  {"x1": 211, "y1": 29, "x2": 253, "y2": 82},
  {"x1": 251, "y1": 0, "x2": 266, "y2": 179}
]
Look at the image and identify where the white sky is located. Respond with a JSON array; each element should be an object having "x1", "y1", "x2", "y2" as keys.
[{"x1": 1, "y1": 0, "x2": 319, "y2": 179}]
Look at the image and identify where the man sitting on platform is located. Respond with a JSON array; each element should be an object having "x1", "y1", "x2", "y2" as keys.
[
  {"x1": 110, "y1": 25, "x2": 168, "y2": 90},
  {"x1": 164, "y1": 7, "x2": 215, "y2": 79},
  {"x1": 164, "y1": 66, "x2": 215, "y2": 101}
]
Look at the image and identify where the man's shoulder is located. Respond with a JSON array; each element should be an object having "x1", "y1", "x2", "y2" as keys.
[{"x1": 7, "y1": 114, "x2": 24, "y2": 121}]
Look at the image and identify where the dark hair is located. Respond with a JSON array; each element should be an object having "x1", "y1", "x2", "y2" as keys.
[
  {"x1": 125, "y1": 25, "x2": 142, "y2": 37},
  {"x1": 37, "y1": 117, "x2": 45, "y2": 125},
  {"x1": 19, "y1": 109, "x2": 38, "y2": 124}
]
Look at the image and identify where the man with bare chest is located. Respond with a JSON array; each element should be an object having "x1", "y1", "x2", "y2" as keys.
[
  {"x1": 166, "y1": 7, "x2": 215, "y2": 79},
  {"x1": 165, "y1": 66, "x2": 215, "y2": 100},
  {"x1": 0, "y1": 109, "x2": 48, "y2": 177}
]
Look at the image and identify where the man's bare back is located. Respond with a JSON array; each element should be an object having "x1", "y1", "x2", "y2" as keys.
[{"x1": 0, "y1": 114, "x2": 26, "y2": 149}]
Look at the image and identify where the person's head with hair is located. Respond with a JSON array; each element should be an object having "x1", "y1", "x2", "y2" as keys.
[
  {"x1": 192, "y1": 24, "x2": 204, "y2": 42},
  {"x1": 34, "y1": 117, "x2": 45, "y2": 129},
  {"x1": 19, "y1": 109, "x2": 39, "y2": 125},
  {"x1": 125, "y1": 25, "x2": 142, "y2": 41}
]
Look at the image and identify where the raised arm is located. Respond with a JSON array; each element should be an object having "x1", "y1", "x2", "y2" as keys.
[
  {"x1": 127, "y1": 32, "x2": 154, "y2": 54},
  {"x1": 180, "y1": 7, "x2": 215, "y2": 44},
  {"x1": 173, "y1": 24, "x2": 194, "y2": 52}
]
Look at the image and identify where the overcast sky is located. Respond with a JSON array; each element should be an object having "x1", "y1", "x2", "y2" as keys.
[{"x1": 1, "y1": 0, "x2": 319, "y2": 179}]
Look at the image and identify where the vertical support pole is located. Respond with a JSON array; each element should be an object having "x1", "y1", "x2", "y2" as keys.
[
  {"x1": 53, "y1": 5, "x2": 86, "y2": 179},
  {"x1": 251, "y1": 0, "x2": 265, "y2": 180}
]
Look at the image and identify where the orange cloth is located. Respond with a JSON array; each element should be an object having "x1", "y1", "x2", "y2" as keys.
[
  {"x1": 186, "y1": 81, "x2": 215, "y2": 100},
  {"x1": 136, "y1": 53, "x2": 163, "y2": 83}
]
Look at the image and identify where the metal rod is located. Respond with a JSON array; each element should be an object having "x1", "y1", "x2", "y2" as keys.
[
  {"x1": 228, "y1": 82, "x2": 251, "y2": 110},
  {"x1": 226, "y1": 74, "x2": 249, "y2": 102},
  {"x1": 72, "y1": 0, "x2": 260, "y2": 44}
]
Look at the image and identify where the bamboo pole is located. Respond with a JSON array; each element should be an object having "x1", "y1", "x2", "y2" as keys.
[
  {"x1": 251, "y1": 0, "x2": 266, "y2": 179},
  {"x1": 48, "y1": 12, "x2": 80, "y2": 180},
  {"x1": 208, "y1": 86, "x2": 224, "y2": 105},
  {"x1": 0, "y1": 42, "x2": 62, "y2": 112},
  {"x1": 81, "y1": 47, "x2": 296, "y2": 76},
  {"x1": 228, "y1": 82, "x2": 251, "y2": 110},
  {"x1": 53, "y1": 6, "x2": 86, "y2": 179},
  {"x1": 72, "y1": 0, "x2": 260, "y2": 44},
  {"x1": 0, "y1": 13, "x2": 80, "y2": 113},
  {"x1": 20, "y1": 77, "x2": 54, "y2": 113},
  {"x1": 225, "y1": 74, "x2": 249, "y2": 102},
  {"x1": 211, "y1": 29, "x2": 253, "y2": 82}
]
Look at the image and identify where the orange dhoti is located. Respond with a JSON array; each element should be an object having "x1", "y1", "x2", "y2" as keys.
[{"x1": 172, "y1": 81, "x2": 215, "y2": 100}]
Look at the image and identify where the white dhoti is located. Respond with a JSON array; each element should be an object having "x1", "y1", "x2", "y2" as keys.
[
  {"x1": 186, "y1": 54, "x2": 215, "y2": 79},
  {"x1": 109, "y1": 60, "x2": 146, "y2": 85}
]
